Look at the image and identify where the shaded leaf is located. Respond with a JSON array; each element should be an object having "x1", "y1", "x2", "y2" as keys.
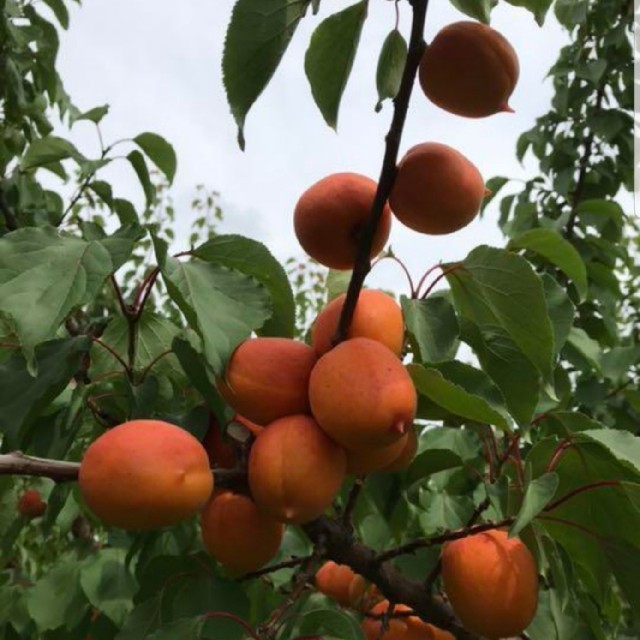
[
  {"x1": 510, "y1": 473, "x2": 559, "y2": 537},
  {"x1": 20, "y1": 136, "x2": 83, "y2": 171},
  {"x1": 134, "y1": 132, "x2": 177, "y2": 183}
]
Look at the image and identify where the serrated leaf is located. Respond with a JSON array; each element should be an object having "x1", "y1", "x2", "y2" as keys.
[
  {"x1": 508, "y1": 228, "x2": 588, "y2": 301},
  {"x1": 409, "y1": 364, "x2": 511, "y2": 431},
  {"x1": 304, "y1": 1, "x2": 368, "y2": 129},
  {"x1": 0, "y1": 227, "x2": 114, "y2": 369},
  {"x1": 510, "y1": 473, "x2": 559, "y2": 537},
  {"x1": 127, "y1": 150, "x2": 154, "y2": 207},
  {"x1": 153, "y1": 237, "x2": 271, "y2": 375},
  {"x1": 134, "y1": 132, "x2": 177, "y2": 183},
  {"x1": 20, "y1": 136, "x2": 83, "y2": 171},
  {"x1": 375, "y1": 29, "x2": 407, "y2": 112},
  {"x1": 222, "y1": 0, "x2": 313, "y2": 149},
  {"x1": 446, "y1": 246, "x2": 555, "y2": 381},
  {"x1": 401, "y1": 295, "x2": 459, "y2": 364},
  {"x1": 193, "y1": 234, "x2": 295, "y2": 337},
  {"x1": 0, "y1": 337, "x2": 90, "y2": 448}
]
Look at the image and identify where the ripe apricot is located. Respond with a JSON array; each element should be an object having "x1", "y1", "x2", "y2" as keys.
[
  {"x1": 441, "y1": 528, "x2": 538, "y2": 639},
  {"x1": 390, "y1": 143, "x2": 486, "y2": 235},
  {"x1": 200, "y1": 491, "x2": 283, "y2": 575},
  {"x1": 18, "y1": 490, "x2": 46, "y2": 519},
  {"x1": 362, "y1": 600, "x2": 454, "y2": 640},
  {"x1": 311, "y1": 289, "x2": 404, "y2": 357},
  {"x1": 309, "y1": 338, "x2": 416, "y2": 451},
  {"x1": 315, "y1": 561, "x2": 367, "y2": 608},
  {"x1": 79, "y1": 420, "x2": 213, "y2": 531},
  {"x1": 346, "y1": 434, "x2": 409, "y2": 476},
  {"x1": 217, "y1": 338, "x2": 316, "y2": 425},
  {"x1": 419, "y1": 21, "x2": 519, "y2": 118},
  {"x1": 294, "y1": 173, "x2": 392, "y2": 270},
  {"x1": 248, "y1": 414, "x2": 346, "y2": 524},
  {"x1": 380, "y1": 427, "x2": 419, "y2": 473}
]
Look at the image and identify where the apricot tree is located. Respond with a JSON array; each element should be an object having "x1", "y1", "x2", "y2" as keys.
[{"x1": 0, "y1": 0, "x2": 637, "y2": 639}]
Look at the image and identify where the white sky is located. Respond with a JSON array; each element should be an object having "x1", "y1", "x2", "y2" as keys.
[{"x1": 53, "y1": 0, "x2": 569, "y2": 297}]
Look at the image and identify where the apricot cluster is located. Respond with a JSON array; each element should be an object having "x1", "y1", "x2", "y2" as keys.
[{"x1": 362, "y1": 601, "x2": 454, "y2": 640}]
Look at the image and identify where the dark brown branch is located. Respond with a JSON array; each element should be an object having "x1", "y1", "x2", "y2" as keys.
[
  {"x1": 0, "y1": 190, "x2": 18, "y2": 231},
  {"x1": 333, "y1": 0, "x2": 430, "y2": 344},
  {"x1": 0, "y1": 452, "x2": 80, "y2": 482},
  {"x1": 239, "y1": 554, "x2": 315, "y2": 582},
  {"x1": 342, "y1": 477, "x2": 364, "y2": 530}
]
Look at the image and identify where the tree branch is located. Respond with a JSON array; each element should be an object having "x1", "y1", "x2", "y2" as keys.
[
  {"x1": 333, "y1": 0, "x2": 430, "y2": 344},
  {"x1": 0, "y1": 452, "x2": 80, "y2": 481}
]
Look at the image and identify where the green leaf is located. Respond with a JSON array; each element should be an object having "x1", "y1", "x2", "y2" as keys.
[
  {"x1": 409, "y1": 364, "x2": 511, "y2": 432},
  {"x1": 0, "y1": 227, "x2": 114, "y2": 367},
  {"x1": 134, "y1": 132, "x2": 177, "y2": 183},
  {"x1": 27, "y1": 561, "x2": 88, "y2": 631},
  {"x1": 193, "y1": 234, "x2": 295, "y2": 338},
  {"x1": 504, "y1": 0, "x2": 553, "y2": 25},
  {"x1": 565, "y1": 327, "x2": 601, "y2": 372},
  {"x1": 542, "y1": 274, "x2": 574, "y2": 356},
  {"x1": 299, "y1": 609, "x2": 365, "y2": 640},
  {"x1": 41, "y1": 0, "x2": 70, "y2": 28},
  {"x1": 127, "y1": 150, "x2": 154, "y2": 207},
  {"x1": 115, "y1": 596, "x2": 162, "y2": 640},
  {"x1": 375, "y1": 29, "x2": 407, "y2": 112},
  {"x1": 80, "y1": 549, "x2": 136, "y2": 626},
  {"x1": 154, "y1": 237, "x2": 271, "y2": 375},
  {"x1": 326, "y1": 269, "x2": 350, "y2": 301},
  {"x1": 99, "y1": 224, "x2": 146, "y2": 271},
  {"x1": 449, "y1": 0, "x2": 497, "y2": 23},
  {"x1": 222, "y1": 0, "x2": 313, "y2": 149},
  {"x1": 508, "y1": 228, "x2": 588, "y2": 301},
  {"x1": 419, "y1": 492, "x2": 475, "y2": 534},
  {"x1": 0, "y1": 337, "x2": 90, "y2": 447},
  {"x1": 20, "y1": 136, "x2": 83, "y2": 171},
  {"x1": 113, "y1": 198, "x2": 139, "y2": 225},
  {"x1": 304, "y1": 1, "x2": 368, "y2": 129},
  {"x1": 446, "y1": 246, "x2": 555, "y2": 381},
  {"x1": 577, "y1": 430, "x2": 640, "y2": 480},
  {"x1": 150, "y1": 618, "x2": 204, "y2": 640},
  {"x1": 480, "y1": 176, "x2": 509, "y2": 214},
  {"x1": 402, "y1": 295, "x2": 459, "y2": 364},
  {"x1": 88, "y1": 180, "x2": 113, "y2": 207},
  {"x1": 70, "y1": 105, "x2": 110, "y2": 126},
  {"x1": 510, "y1": 473, "x2": 559, "y2": 537}
]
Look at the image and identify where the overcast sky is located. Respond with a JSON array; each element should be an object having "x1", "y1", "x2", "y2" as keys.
[{"x1": 53, "y1": 0, "x2": 569, "y2": 297}]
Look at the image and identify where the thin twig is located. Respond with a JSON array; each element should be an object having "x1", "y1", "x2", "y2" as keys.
[
  {"x1": 138, "y1": 349, "x2": 173, "y2": 382},
  {"x1": 420, "y1": 263, "x2": 462, "y2": 299},
  {"x1": 111, "y1": 275, "x2": 128, "y2": 316},
  {"x1": 239, "y1": 555, "x2": 315, "y2": 582},
  {"x1": 543, "y1": 480, "x2": 620, "y2": 513},
  {"x1": 342, "y1": 477, "x2": 365, "y2": 530},
  {"x1": 92, "y1": 337, "x2": 131, "y2": 374}
]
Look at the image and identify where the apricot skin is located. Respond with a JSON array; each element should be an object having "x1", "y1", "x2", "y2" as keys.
[
  {"x1": 390, "y1": 143, "x2": 486, "y2": 235},
  {"x1": 248, "y1": 414, "x2": 346, "y2": 524},
  {"x1": 311, "y1": 290, "x2": 404, "y2": 357},
  {"x1": 362, "y1": 600, "x2": 454, "y2": 640},
  {"x1": 294, "y1": 173, "x2": 392, "y2": 270},
  {"x1": 441, "y1": 529, "x2": 539, "y2": 639},
  {"x1": 315, "y1": 561, "x2": 367, "y2": 608},
  {"x1": 79, "y1": 420, "x2": 213, "y2": 531},
  {"x1": 346, "y1": 433, "x2": 408, "y2": 476},
  {"x1": 217, "y1": 338, "x2": 317, "y2": 425},
  {"x1": 419, "y1": 21, "x2": 519, "y2": 118},
  {"x1": 200, "y1": 491, "x2": 283, "y2": 575},
  {"x1": 309, "y1": 338, "x2": 417, "y2": 451},
  {"x1": 380, "y1": 427, "x2": 419, "y2": 473},
  {"x1": 18, "y1": 490, "x2": 46, "y2": 519}
]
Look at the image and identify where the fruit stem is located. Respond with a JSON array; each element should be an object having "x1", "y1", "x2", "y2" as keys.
[
  {"x1": 414, "y1": 262, "x2": 443, "y2": 298},
  {"x1": 332, "y1": 0, "x2": 431, "y2": 346},
  {"x1": 238, "y1": 554, "x2": 315, "y2": 582},
  {"x1": 371, "y1": 253, "x2": 417, "y2": 297},
  {"x1": 420, "y1": 263, "x2": 462, "y2": 299}
]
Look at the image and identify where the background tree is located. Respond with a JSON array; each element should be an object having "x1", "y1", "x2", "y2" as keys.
[{"x1": 0, "y1": 0, "x2": 637, "y2": 639}]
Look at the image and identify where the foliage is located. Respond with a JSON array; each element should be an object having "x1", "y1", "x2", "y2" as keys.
[{"x1": 0, "y1": 0, "x2": 637, "y2": 639}]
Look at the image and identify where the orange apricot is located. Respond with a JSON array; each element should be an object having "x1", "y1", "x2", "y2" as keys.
[
  {"x1": 79, "y1": 420, "x2": 213, "y2": 531},
  {"x1": 309, "y1": 338, "x2": 416, "y2": 451},
  {"x1": 18, "y1": 490, "x2": 46, "y2": 519},
  {"x1": 217, "y1": 338, "x2": 316, "y2": 425},
  {"x1": 362, "y1": 601, "x2": 454, "y2": 640},
  {"x1": 419, "y1": 21, "x2": 519, "y2": 118},
  {"x1": 380, "y1": 427, "x2": 419, "y2": 473},
  {"x1": 346, "y1": 434, "x2": 409, "y2": 476},
  {"x1": 248, "y1": 414, "x2": 346, "y2": 524},
  {"x1": 389, "y1": 143, "x2": 486, "y2": 235},
  {"x1": 441, "y1": 528, "x2": 539, "y2": 639},
  {"x1": 315, "y1": 561, "x2": 367, "y2": 608},
  {"x1": 311, "y1": 289, "x2": 404, "y2": 357},
  {"x1": 200, "y1": 491, "x2": 283, "y2": 575},
  {"x1": 294, "y1": 173, "x2": 392, "y2": 270}
]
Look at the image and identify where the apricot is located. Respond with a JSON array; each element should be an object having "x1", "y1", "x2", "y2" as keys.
[
  {"x1": 293, "y1": 173, "x2": 392, "y2": 270},
  {"x1": 362, "y1": 600, "x2": 454, "y2": 640},
  {"x1": 346, "y1": 434, "x2": 408, "y2": 476},
  {"x1": 315, "y1": 561, "x2": 367, "y2": 608},
  {"x1": 79, "y1": 420, "x2": 213, "y2": 531},
  {"x1": 217, "y1": 338, "x2": 316, "y2": 425},
  {"x1": 380, "y1": 427, "x2": 419, "y2": 473},
  {"x1": 441, "y1": 528, "x2": 539, "y2": 639},
  {"x1": 311, "y1": 289, "x2": 404, "y2": 357},
  {"x1": 18, "y1": 490, "x2": 46, "y2": 519},
  {"x1": 248, "y1": 414, "x2": 346, "y2": 524},
  {"x1": 200, "y1": 491, "x2": 283, "y2": 575},
  {"x1": 202, "y1": 414, "x2": 236, "y2": 469},
  {"x1": 309, "y1": 338, "x2": 416, "y2": 451},
  {"x1": 389, "y1": 143, "x2": 486, "y2": 235},
  {"x1": 419, "y1": 21, "x2": 519, "y2": 118}
]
